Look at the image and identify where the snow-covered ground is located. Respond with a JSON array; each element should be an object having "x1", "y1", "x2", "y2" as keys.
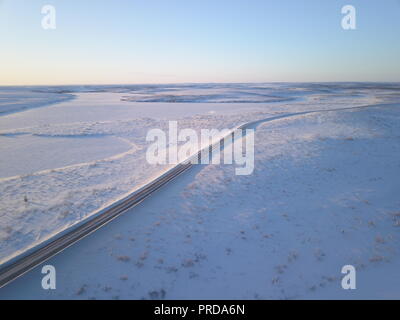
[
  {"x1": 0, "y1": 87, "x2": 74, "y2": 116},
  {"x1": 0, "y1": 83, "x2": 400, "y2": 299}
]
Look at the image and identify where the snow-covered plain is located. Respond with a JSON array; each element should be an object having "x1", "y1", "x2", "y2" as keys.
[{"x1": 0, "y1": 83, "x2": 400, "y2": 299}]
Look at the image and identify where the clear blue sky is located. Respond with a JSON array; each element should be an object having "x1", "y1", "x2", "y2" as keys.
[{"x1": 0, "y1": 0, "x2": 399, "y2": 85}]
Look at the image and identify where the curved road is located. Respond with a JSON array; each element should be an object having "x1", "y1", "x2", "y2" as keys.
[{"x1": 0, "y1": 103, "x2": 390, "y2": 288}]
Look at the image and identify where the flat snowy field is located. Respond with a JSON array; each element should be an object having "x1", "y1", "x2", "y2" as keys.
[{"x1": 0, "y1": 83, "x2": 399, "y2": 299}]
